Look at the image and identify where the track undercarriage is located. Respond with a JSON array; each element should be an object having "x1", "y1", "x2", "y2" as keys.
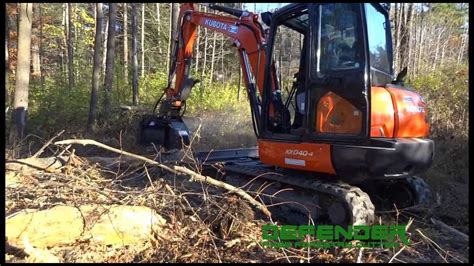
[{"x1": 193, "y1": 148, "x2": 432, "y2": 226}]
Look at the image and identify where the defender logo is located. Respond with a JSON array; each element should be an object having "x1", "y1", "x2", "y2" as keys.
[
  {"x1": 285, "y1": 149, "x2": 314, "y2": 157},
  {"x1": 204, "y1": 19, "x2": 228, "y2": 31}
]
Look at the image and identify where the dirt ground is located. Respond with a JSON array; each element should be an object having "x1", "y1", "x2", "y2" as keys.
[{"x1": 182, "y1": 107, "x2": 257, "y2": 151}]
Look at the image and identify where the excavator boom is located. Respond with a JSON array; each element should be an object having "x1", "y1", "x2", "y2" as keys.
[{"x1": 140, "y1": 3, "x2": 277, "y2": 149}]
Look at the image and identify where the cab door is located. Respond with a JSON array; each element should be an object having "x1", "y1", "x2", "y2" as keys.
[{"x1": 306, "y1": 3, "x2": 370, "y2": 143}]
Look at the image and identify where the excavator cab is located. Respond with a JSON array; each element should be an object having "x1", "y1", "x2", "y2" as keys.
[{"x1": 263, "y1": 3, "x2": 369, "y2": 139}]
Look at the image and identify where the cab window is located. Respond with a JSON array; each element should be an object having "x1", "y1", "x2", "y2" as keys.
[
  {"x1": 365, "y1": 4, "x2": 391, "y2": 74},
  {"x1": 317, "y1": 3, "x2": 363, "y2": 75}
]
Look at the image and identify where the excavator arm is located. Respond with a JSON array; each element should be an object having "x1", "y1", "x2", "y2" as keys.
[
  {"x1": 141, "y1": 3, "x2": 279, "y2": 148},
  {"x1": 164, "y1": 3, "x2": 278, "y2": 123}
]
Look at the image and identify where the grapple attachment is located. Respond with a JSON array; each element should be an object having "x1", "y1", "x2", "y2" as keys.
[{"x1": 139, "y1": 115, "x2": 190, "y2": 150}]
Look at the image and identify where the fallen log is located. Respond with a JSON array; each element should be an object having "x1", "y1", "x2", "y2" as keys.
[
  {"x1": 119, "y1": 105, "x2": 148, "y2": 111},
  {"x1": 6, "y1": 156, "x2": 69, "y2": 172},
  {"x1": 54, "y1": 139, "x2": 272, "y2": 218},
  {"x1": 430, "y1": 218, "x2": 469, "y2": 243},
  {"x1": 6, "y1": 155, "x2": 143, "y2": 173},
  {"x1": 6, "y1": 205, "x2": 167, "y2": 249}
]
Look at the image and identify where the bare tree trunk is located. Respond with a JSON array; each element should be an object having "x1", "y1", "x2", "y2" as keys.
[
  {"x1": 103, "y1": 3, "x2": 117, "y2": 118},
  {"x1": 432, "y1": 29, "x2": 443, "y2": 71},
  {"x1": 156, "y1": 3, "x2": 162, "y2": 54},
  {"x1": 66, "y1": 3, "x2": 74, "y2": 88},
  {"x1": 411, "y1": 6, "x2": 418, "y2": 77},
  {"x1": 11, "y1": 3, "x2": 33, "y2": 142},
  {"x1": 166, "y1": 3, "x2": 172, "y2": 74},
  {"x1": 123, "y1": 3, "x2": 128, "y2": 83},
  {"x1": 5, "y1": 9, "x2": 10, "y2": 107},
  {"x1": 399, "y1": 3, "x2": 412, "y2": 71},
  {"x1": 406, "y1": 3, "x2": 414, "y2": 78},
  {"x1": 168, "y1": 3, "x2": 179, "y2": 73},
  {"x1": 102, "y1": 17, "x2": 108, "y2": 76},
  {"x1": 194, "y1": 5, "x2": 200, "y2": 75},
  {"x1": 393, "y1": 3, "x2": 398, "y2": 72},
  {"x1": 237, "y1": 66, "x2": 242, "y2": 100},
  {"x1": 140, "y1": 3, "x2": 145, "y2": 78},
  {"x1": 417, "y1": 12, "x2": 425, "y2": 75},
  {"x1": 396, "y1": 3, "x2": 404, "y2": 73},
  {"x1": 200, "y1": 7, "x2": 208, "y2": 95},
  {"x1": 74, "y1": 3, "x2": 79, "y2": 81},
  {"x1": 31, "y1": 43, "x2": 40, "y2": 77},
  {"x1": 61, "y1": 4, "x2": 67, "y2": 82},
  {"x1": 39, "y1": 4, "x2": 45, "y2": 87},
  {"x1": 458, "y1": 26, "x2": 467, "y2": 63},
  {"x1": 87, "y1": 3, "x2": 104, "y2": 132},
  {"x1": 278, "y1": 39, "x2": 283, "y2": 89},
  {"x1": 440, "y1": 39, "x2": 446, "y2": 66},
  {"x1": 209, "y1": 31, "x2": 217, "y2": 87},
  {"x1": 131, "y1": 3, "x2": 139, "y2": 105},
  {"x1": 30, "y1": 4, "x2": 40, "y2": 80},
  {"x1": 220, "y1": 34, "x2": 224, "y2": 85},
  {"x1": 287, "y1": 33, "x2": 293, "y2": 81}
]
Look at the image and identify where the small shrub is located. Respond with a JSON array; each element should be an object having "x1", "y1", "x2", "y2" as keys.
[{"x1": 409, "y1": 63, "x2": 469, "y2": 139}]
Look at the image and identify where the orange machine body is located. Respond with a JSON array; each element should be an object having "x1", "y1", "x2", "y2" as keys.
[
  {"x1": 258, "y1": 139, "x2": 336, "y2": 175},
  {"x1": 371, "y1": 86, "x2": 430, "y2": 138},
  {"x1": 259, "y1": 86, "x2": 430, "y2": 174}
]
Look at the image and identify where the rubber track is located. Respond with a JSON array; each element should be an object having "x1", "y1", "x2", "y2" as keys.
[{"x1": 224, "y1": 164, "x2": 375, "y2": 226}]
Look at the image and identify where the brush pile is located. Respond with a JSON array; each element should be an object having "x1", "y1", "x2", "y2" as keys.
[{"x1": 5, "y1": 139, "x2": 469, "y2": 263}]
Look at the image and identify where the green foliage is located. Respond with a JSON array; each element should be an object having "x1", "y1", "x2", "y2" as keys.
[
  {"x1": 409, "y1": 62, "x2": 469, "y2": 138},
  {"x1": 28, "y1": 78, "x2": 91, "y2": 136},
  {"x1": 408, "y1": 62, "x2": 468, "y2": 187},
  {"x1": 74, "y1": 6, "x2": 96, "y2": 48},
  {"x1": 139, "y1": 71, "x2": 169, "y2": 105},
  {"x1": 135, "y1": 70, "x2": 249, "y2": 114},
  {"x1": 430, "y1": 3, "x2": 468, "y2": 29},
  {"x1": 186, "y1": 81, "x2": 249, "y2": 114}
]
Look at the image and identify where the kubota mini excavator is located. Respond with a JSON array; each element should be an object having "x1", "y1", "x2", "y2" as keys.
[{"x1": 139, "y1": 3, "x2": 434, "y2": 226}]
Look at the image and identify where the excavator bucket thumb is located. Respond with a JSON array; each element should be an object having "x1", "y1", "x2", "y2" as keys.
[{"x1": 138, "y1": 114, "x2": 190, "y2": 150}]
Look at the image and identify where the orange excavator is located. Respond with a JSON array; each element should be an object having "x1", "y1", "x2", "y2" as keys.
[{"x1": 139, "y1": 3, "x2": 434, "y2": 226}]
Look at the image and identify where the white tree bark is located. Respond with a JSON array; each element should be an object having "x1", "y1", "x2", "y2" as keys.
[
  {"x1": 87, "y1": 3, "x2": 104, "y2": 132},
  {"x1": 131, "y1": 3, "x2": 139, "y2": 105},
  {"x1": 209, "y1": 31, "x2": 217, "y2": 86},
  {"x1": 156, "y1": 3, "x2": 162, "y2": 54},
  {"x1": 140, "y1": 3, "x2": 145, "y2": 77},
  {"x1": 200, "y1": 7, "x2": 208, "y2": 94},
  {"x1": 11, "y1": 3, "x2": 33, "y2": 140},
  {"x1": 166, "y1": 3, "x2": 172, "y2": 73},
  {"x1": 123, "y1": 3, "x2": 128, "y2": 82},
  {"x1": 102, "y1": 17, "x2": 108, "y2": 75},
  {"x1": 103, "y1": 3, "x2": 117, "y2": 117}
]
